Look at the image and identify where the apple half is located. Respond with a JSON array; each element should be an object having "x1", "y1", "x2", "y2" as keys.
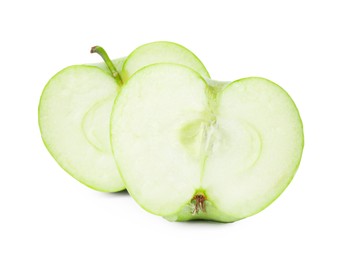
[
  {"x1": 39, "y1": 64, "x2": 124, "y2": 191},
  {"x1": 121, "y1": 41, "x2": 210, "y2": 81},
  {"x1": 111, "y1": 64, "x2": 304, "y2": 221},
  {"x1": 39, "y1": 42, "x2": 209, "y2": 192}
]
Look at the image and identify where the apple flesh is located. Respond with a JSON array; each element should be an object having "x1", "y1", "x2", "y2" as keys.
[
  {"x1": 39, "y1": 42, "x2": 210, "y2": 192},
  {"x1": 111, "y1": 64, "x2": 304, "y2": 221},
  {"x1": 121, "y1": 41, "x2": 210, "y2": 81},
  {"x1": 96, "y1": 41, "x2": 210, "y2": 83},
  {"x1": 39, "y1": 65, "x2": 124, "y2": 191}
]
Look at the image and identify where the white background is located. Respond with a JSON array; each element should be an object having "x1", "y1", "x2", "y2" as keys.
[{"x1": 1, "y1": 0, "x2": 340, "y2": 259}]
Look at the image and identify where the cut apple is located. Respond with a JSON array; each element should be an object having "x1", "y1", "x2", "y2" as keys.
[
  {"x1": 39, "y1": 65, "x2": 124, "y2": 191},
  {"x1": 39, "y1": 42, "x2": 210, "y2": 192},
  {"x1": 121, "y1": 41, "x2": 210, "y2": 81},
  {"x1": 111, "y1": 64, "x2": 304, "y2": 222}
]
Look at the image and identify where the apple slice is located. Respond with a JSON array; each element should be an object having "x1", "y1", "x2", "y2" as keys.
[
  {"x1": 39, "y1": 46, "x2": 129, "y2": 192},
  {"x1": 39, "y1": 42, "x2": 210, "y2": 192},
  {"x1": 111, "y1": 64, "x2": 304, "y2": 222},
  {"x1": 121, "y1": 41, "x2": 210, "y2": 81},
  {"x1": 39, "y1": 64, "x2": 125, "y2": 191}
]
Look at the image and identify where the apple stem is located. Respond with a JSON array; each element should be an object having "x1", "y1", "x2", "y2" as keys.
[
  {"x1": 90, "y1": 46, "x2": 123, "y2": 86},
  {"x1": 192, "y1": 193, "x2": 206, "y2": 214}
]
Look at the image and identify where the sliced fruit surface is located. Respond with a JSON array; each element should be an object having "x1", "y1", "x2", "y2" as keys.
[
  {"x1": 202, "y1": 78, "x2": 304, "y2": 219},
  {"x1": 111, "y1": 64, "x2": 207, "y2": 215},
  {"x1": 121, "y1": 41, "x2": 210, "y2": 82},
  {"x1": 111, "y1": 64, "x2": 304, "y2": 222},
  {"x1": 39, "y1": 65, "x2": 124, "y2": 192}
]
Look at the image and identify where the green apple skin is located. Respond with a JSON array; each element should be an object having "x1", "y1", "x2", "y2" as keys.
[{"x1": 111, "y1": 64, "x2": 304, "y2": 222}]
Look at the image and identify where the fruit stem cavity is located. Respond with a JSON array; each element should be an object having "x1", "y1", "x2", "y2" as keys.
[
  {"x1": 192, "y1": 193, "x2": 206, "y2": 214},
  {"x1": 90, "y1": 46, "x2": 123, "y2": 86}
]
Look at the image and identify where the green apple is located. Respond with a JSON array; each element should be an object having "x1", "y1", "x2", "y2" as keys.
[
  {"x1": 111, "y1": 63, "x2": 304, "y2": 222},
  {"x1": 39, "y1": 62, "x2": 124, "y2": 192},
  {"x1": 121, "y1": 41, "x2": 210, "y2": 82},
  {"x1": 39, "y1": 42, "x2": 209, "y2": 192}
]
